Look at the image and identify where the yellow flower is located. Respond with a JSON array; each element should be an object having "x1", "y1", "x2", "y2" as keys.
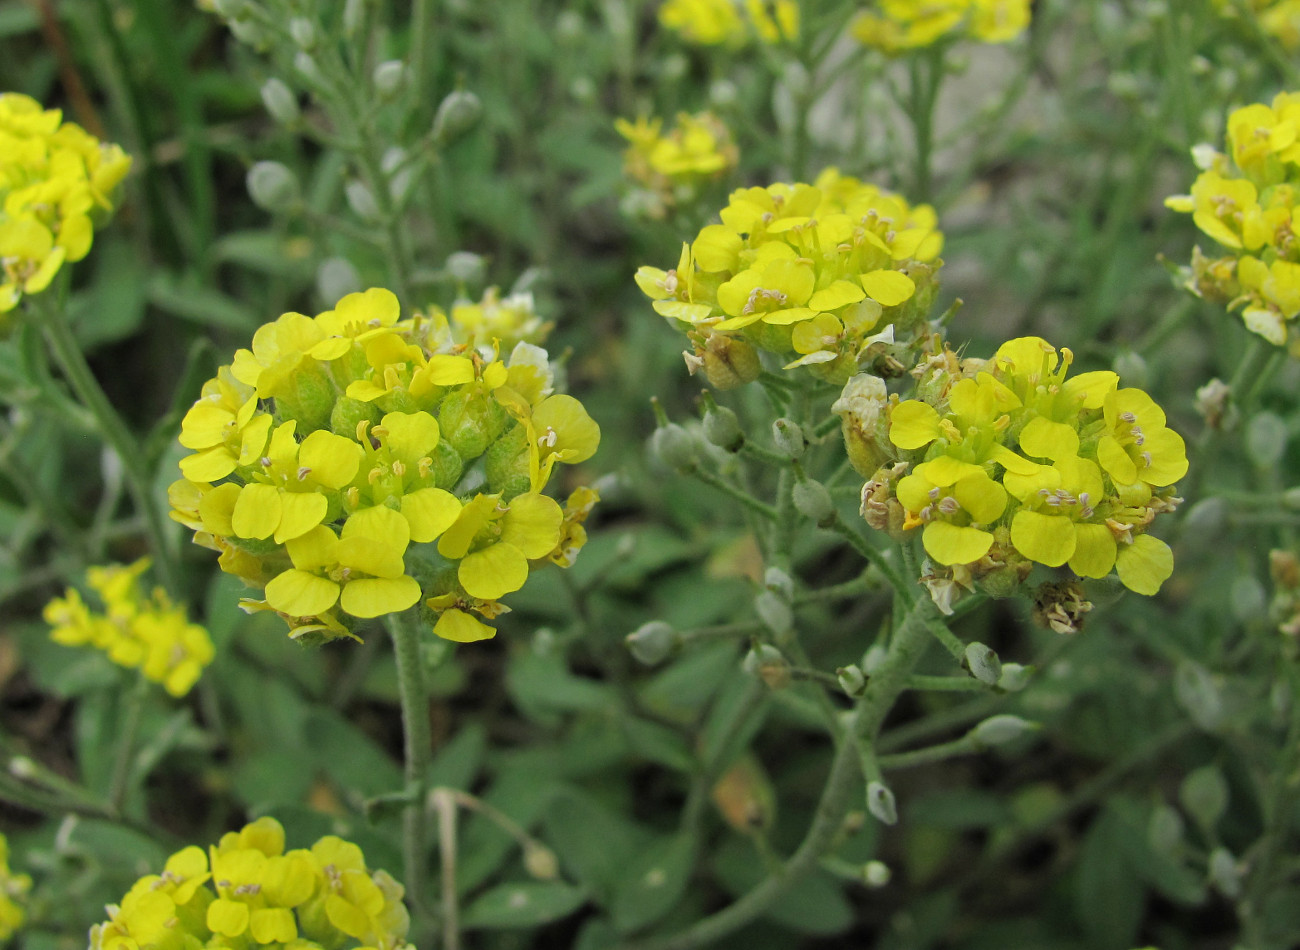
[
  {"x1": 1095, "y1": 388, "x2": 1189, "y2": 489},
  {"x1": 658, "y1": 0, "x2": 746, "y2": 44},
  {"x1": 0, "y1": 93, "x2": 130, "y2": 312},
  {"x1": 44, "y1": 559, "x2": 213, "y2": 696},
  {"x1": 0, "y1": 834, "x2": 30, "y2": 941},
  {"x1": 437, "y1": 492, "x2": 564, "y2": 601}
]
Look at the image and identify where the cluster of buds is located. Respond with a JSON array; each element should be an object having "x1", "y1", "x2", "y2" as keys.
[
  {"x1": 851, "y1": 0, "x2": 1032, "y2": 53},
  {"x1": 89, "y1": 817, "x2": 412, "y2": 950},
  {"x1": 615, "y1": 112, "x2": 738, "y2": 220},
  {"x1": 43, "y1": 559, "x2": 213, "y2": 697},
  {"x1": 658, "y1": 0, "x2": 798, "y2": 46},
  {"x1": 635, "y1": 169, "x2": 944, "y2": 387},
  {"x1": 1167, "y1": 91, "x2": 1300, "y2": 349},
  {"x1": 843, "y1": 337, "x2": 1186, "y2": 612},
  {"x1": 422, "y1": 285, "x2": 552, "y2": 357},
  {"x1": 0, "y1": 834, "x2": 29, "y2": 941},
  {"x1": 1212, "y1": 0, "x2": 1300, "y2": 51},
  {"x1": 0, "y1": 93, "x2": 131, "y2": 314},
  {"x1": 169, "y1": 287, "x2": 600, "y2": 644}
]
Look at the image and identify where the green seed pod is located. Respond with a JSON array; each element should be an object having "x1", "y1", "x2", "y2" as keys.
[
  {"x1": 763, "y1": 566, "x2": 793, "y2": 602},
  {"x1": 648, "y1": 423, "x2": 698, "y2": 473},
  {"x1": 626, "y1": 621, "x2": 678, "y2": 665},
  {"x1": 346, "y1": 180, "x2": 380, "y2": 222},
  {"x1": 866, "y1": 781, "x2": 897, "y2": 825},
  {"x1": 701, "y1": 334, "x2": 761, "y2": 390},
  {"x1": 772, "y1": 418, "x2": 806, "y2": 459},
  {"x1": 702, "y1": 398, "x2": 744, "y2": 452},
  {"x1": 863, "y1": 861, "x2": 890, "y2": 887},
  {"x1": 260, "y1": 78, "x2": 300, "y2": 125},
  {"x1": 996, "y1": 663, "x2": 1033, "y2": 692},
  {"x1": 433, "y1": 90, "x2": 483, "y2": 144},
  {"x1": 289, "y1": 17, "x2": 317, "y2": 49},
  {"x1": 753, "y1": 590, "x2": 792, "y2": 636},
  {"x1": 445, "y1": 250, "x2": 486, "y2": 286},
  {"x1": 793, "y1": 478, "x2": 834, "y2": 526},
  {"x1": 330, "y1": 396, "x2": 380, "y2": 438},
  {"x1": 246, "y1": 161, "x2": 300, "y2": 213},
  {"x1": 1180, "y1": 765, "x2": 1229, "y2": 831},
  {"x1": 837, "y1": 664, "x2": 867, "y2": 698},
  {"x1": 742, "y1": 643, "x2": 789, "y2": 689},
  {"x1": 964, "y1": 642, "x2": 1001, "y2": 686},
  {"x1": 373, "y1": 60, "x2": 407, "y2": 99},
  {"x1": 317, "y1": 257, "x2": 362, "y2": 304},
  {"x1": 343, "y1": 0, "x2": 366, "y2": 36},
  {"x1": 969, "y1": 714, "x2": 1038, "y2": 747}
]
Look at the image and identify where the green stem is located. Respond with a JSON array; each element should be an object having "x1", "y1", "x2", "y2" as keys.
[
  {"x1": 905, "y1": 674, "x2": 987, "y2": 693},
  {"x1": 386, "y1": 609, "x2": 435, "y2": 937},
  {"x1": 690, "y1": 468, "x2": 779, "y2": 521},
  {"x1": 108, "y1": 673, "x2": 150, "y2": 814},
  {"x1": 35, "y1": 296, "x2": 180, "y2": 595},
  {"x1": 634, "y1": 598, "x2": 936, "y2": 950},
  {"x1": 829, "y1": 516, "x2": 913, "y2": 603},
  {"x1": 877, "y1": 734, "x2": 980, "y2": 772}
]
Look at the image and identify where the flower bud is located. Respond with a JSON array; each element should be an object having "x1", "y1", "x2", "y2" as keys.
[
  {"x1": 702, "y1": 399, "x2": 743, "y2": 452},
  {"x1": 996, "y1": 663, "x2": 1033, "y2": 692},
  {"x1": 445, "y1": 250, "x2": 486, "y2": 286},
  {"x1": 863, "y1": 860, "x2": 890, "y2": 887},
  {"x1": 330, "y1": 396, "x2": 380, "y2": 438},
  {"x1": 794, "y1": 478, "x2": 834, "y2": 527},
  {"x1": 290, "y1": 16, "x2": 317, "y2": 49},
  {"x1": 1208, "y1": 847, "x2": 1241, "y2": 899},
  {"x1": 1112, "y1": 349, "x2": 1149, "y2": 388},
  {"x1": 343, "y1": 0, "x2": 366, "y2": 35},
  {"x1": 763, "y1": 567, "x2": 793, "y2": 602},
  {"x1": 429, "y1": 441, "x2": 465, "y2": 490},
  {"x1": 484, "y1": 425, "x2": 532, "y2": 499},
  {"x1": 964, "y1": 641, "x2": 1001, "y2": 686},
  {"x1": 439, "y1": 390, "x2": 509, "y2": 461},
  {"x1": 1246, "y1": 411, "x2": 1288, "y2": 469},
  {"x1": 648, "y1": 423, "x2": 699, "y2": 473},
  {"x1": 837, "y1": 664, "x2": 866, "y2": 697},
  {"x1": 772, "y1": 418, "x2": 806, "y2": 459},
  {"x1": 861, "y1": 644, "x2": 887, "y2": 675},
  {"x1": 523, "y1": 843, "x2": 559, "y2": 881},
  {"x1": 433, "y1": 89, "x2": 483, "y2": 144},
  {"x1": 260, "y1": 78, "x2": 300, "y2": 125},
  {"x1": 626, "y1": 621, "x2": 677, "y2": 665},
  {"x1": 742, "y1": 643, "x2": 789, "y2": 689},
  {"x1": 866, "y1": 781, "x2": 897, "y2": 825},
  {"x1": 969, "y1": 714, "x2": 1038, "y2": 748},
  {"x1": 346, "y1": 180, "x2": 380, "y2": 222},
  {"x1": 1183, "y1": 496, "x2": 1227, "y2": 532},
  {"x1": 1180, "y1": 765, "x2": 1228, "y2": 830},
  {"x1": 317, "y1": 257, "x2": 362, "y2": 303},
  {"x1": 246, "y1": 161, "x2": 300, "y2": 212},
  {"x1": 373, "y1": 60, "x2": 407, "y2": 99},
  {"x1": 754, "y1": 589, "x2": 792, "y2": 636},
  {"x1": 294, "y1": 51, "x2": 327, "y2": 86},
  {"x1": 229, "y1": 16, "x2": 273, "y2": 48}
]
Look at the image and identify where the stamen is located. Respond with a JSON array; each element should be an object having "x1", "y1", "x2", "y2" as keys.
[{"x1": 1120, "y1": 411, "x2": 1137, "y2": 423}]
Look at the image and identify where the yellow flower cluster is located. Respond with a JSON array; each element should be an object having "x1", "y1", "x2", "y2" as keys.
[
  {"x1": 851, "y1": 0, "x2": 1031, "y2": 52},
  {"x1": 658, "y1": 0, "x2": 798, "y2": 45},
  {"x1": 848, "y1": 337, "x2": 1185, "y2": 610},
  {"x1": 43, "y1": 558, "x2": 213, "y2": 697},
  {"x1": 635, "y1": 168, "x2": 943, "y2": 387},
  {"x1": 422, "y1": 286, "x2": 552, "y2": 356},
  {"x1": 615, "y1": 112, "x2": 738, "y2": 218},
  {"x1": 169, "y1": 287, "x2": 600, "y2": 644},
  {"x1": 1166, "y1": 91, "x2": 1300, "y2": 349},
  {"x1": 1213, "y1": 0, "x2": 1300, "y2": 50},
  {"x1": 0, "y1": 93, "x2": 131, "y2": 313},
  {"x1": 0, "y1": 834, "x2": 30, "y2": 941},
  {"x1": 90, "y1": 817, "x2": 412, "y2": 950}
]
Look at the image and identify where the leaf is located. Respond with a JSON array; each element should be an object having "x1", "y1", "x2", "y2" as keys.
[
  {"x1": 147, "y1": 271, "x2": 259, "y2": 332},
  {"x1": 213, "y1": 229, "x2": 311, "y2": 277},
  {"x1": 303, "y1": 708, "x2": 403, "y2": 796},
  {"x1": 460, "y1": 881, "x2": 588, "y2": 929},
  {"x1": 69, "y1": 241, "x2": 148, "y2": 349},
  {"x1": 611, "y1": 833, "x2": 696, "y2": 933},
  {"x1": 639, "y1": 642, "x2": 739, "y2": 719},
  {"x1": 621, "y1": 715, "x2": 694, "y2": 773},
  {"x1": 1073, "y1": 806, "x2": 1144, "y2": 949},
  {"x1": 428, "y1": 722, "x2": 488, "y2": 790},
  {"x1": 541, "y1": 788, "x2": 652, "y2": 906},
  {"x1": 506, "y1": 649, "x2": 616, "y2": 723},
  {"x1": 712, "y1": 836, "x2": 853, "y2": 936}
]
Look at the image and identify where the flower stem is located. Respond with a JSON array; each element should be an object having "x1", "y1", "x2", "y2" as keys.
[
  {"x1": 35, "y1": 294, "x2": 180, "y2": 595},
  {"x1": 386, "y1": 608, "x2": 435, "y2": 936},
  {"x1": 107, "y1": 672, "x2": 150, "y2": 814},
  {"x1": 690, "y1": 468, "x2": 779, "y2": 521}
]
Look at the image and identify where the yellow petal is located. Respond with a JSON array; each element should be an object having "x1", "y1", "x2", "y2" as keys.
[
  {"x1": 401, "y1": 488, "x2": 462, "y2": 543},
  {"x1": 1019, "y1": 417, "x2": 1079, "y2": 461},
  {"x1": 1010, "y1": 510, "x2": 1076, "y2": 567},
  {"x1": 922, "y1": 521, "x2": 993, "y2": 566},
  {"x1": 953, "y1": 473, "x2": 1006, "y2": 524},
  {"x1": 231, "y1": 483, "x2": 282, "y2": 540},
  {"x1": 889, "y1": 400, "x2": 942, "y2": 449},
  {"x1": 1068, "y1": 523, "x2": 1117, "y2": 579},
  {"x1": 459, "y1": 543, "x2": 529, "y2": 600},
  {"x1": 274, "y1": 492, "x2": 328, "y2": 544},
  {"x1": 299, "y1": 430, "x2": 363, "y2": 488},
  {"x1": 1115, "y1": 535, "x2": 1174, "y2": 595},
  {"x1": 339, "y1": 575, "x2": 421, "y2": 618},
  {"x1": 264, "y1": 569, "x2": 340, "y2": 617},
  {"x1": 860, "y1": 269, "x2": 915, "y2": 307},
  {"x1": 501, "y1": 492, "x2": 564, "y2": 558},
  {"x1": 433, "y1": 608, "x2": 497, "y2": 642}
]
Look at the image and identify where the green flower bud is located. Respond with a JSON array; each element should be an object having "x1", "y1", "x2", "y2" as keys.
[
  {"x1": 1112, "y1": 349, "x2": 1149, "y2": 388},
  {"x1": 484, "y1": 424, "x2": 532, "y2": 500},
  {"x1": 648, "y1": 423, "x2": 698, "y2": 473},
  {"x1": 1180, "y1": 765, "x2": 1228, "y2": 831},
  {"x1": 373, "y1": 60, "x2": 407, "y2": 99},
  {"x1": 445, "y1": 250, "x2": 486, "y2": 286},
  {"x1": 866, "y1": 781, "x2": 897, "y2": 825},
  {"x1": 996, "y1": 663, "x2": 1033, "y2": 692},
  {"x1": 861, "y1": 644, "x2": 886, "y2": 674},
  {"x1": 289, "y1": 16, "x2": 317, "y2": 49},
  {"x1": 763, "y1": 566, "x2": 793, "y2": 601},
  {"x1": 964, "y1": 642, "x2": 1001, "y2": 686},
  {"x1": 969, "y1": 714, "x2": 1038, "y2": 747},
  {"x1": 794, "y1": 478, "x2": 834, "y2": 526},
  {"x1": 863, "y1": 861, "x2": 891, "y2": 887},
  {"x1": 294, "y1": 51, "x2": 327, "y2": 86},
  {"x1": 439, "y1": 390, "x2": 508, "y2": 461},
  {"x1": 772, "y1": 418, "x2": 806, "y2": 459},
  {"x1": 260, "y1": 78, "x2": 300, "y2": 125},
  {"x1": 754, "y1": 589, "x2": 792, "y2": 636},
  {"x1": 274, "y1": 365, "x2": 336, "y2": 433},
  {"x1": 246, "y1": 161, "x2": 300, "y2": 212},
  {"x1": 346, "y1": 180, "x2": 380, "y2": 222},
  {"x1": 702, "y1": 399, "x2": 744, "y2": 452},
  {"x1": 626, "y1": 621, "x2": 678, "y2": 665},
  {"x1": 742, "y1": 643, "x2": 789, "y2": 689},
  {"x1": 433, "y1": 89, "x2": 483, "y2": 144},
  {"x1": 837, "y1": 664, "x2": 866, "y2": 697},
  {"x1": 429, "y1": 441, "x2": 464, "y2": 491},
  {"x1": 1246, "y1": 411, "x2": 1288, "y2": 469},
  {"x1": 343, "y1": 0, "x2": 366, "y2": 35},
  {"x1": 317, "y1": 257, "x2": 362, "y2": 304},
  {"x1": 330, "y1": 395, "x2": 380, "y2": 437}
]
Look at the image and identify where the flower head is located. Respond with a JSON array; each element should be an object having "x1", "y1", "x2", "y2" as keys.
[
  {"x1": 851, "y1": 0, "x2": 1030, "y2": 53},
  {"x1": 0, "y1": 834, "x2": 30, "y2": 941}
]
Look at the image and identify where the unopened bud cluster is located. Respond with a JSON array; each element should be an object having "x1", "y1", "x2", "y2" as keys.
[
  {"x1": 89, "y1": 817, "x2": 413, "y2": 949},
  {"x1": 170, "y1": 288, "x2": 600, "y2": 644},
  {"x1": 635, "y1": 169, "x2": 943, "y2": 387}
]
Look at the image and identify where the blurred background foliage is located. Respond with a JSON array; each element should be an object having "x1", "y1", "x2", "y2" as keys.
[{"x1": 3, "y1": 0, "x2": 1300, "y2": 948}]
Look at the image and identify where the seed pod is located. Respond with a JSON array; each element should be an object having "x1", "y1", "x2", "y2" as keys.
[
  {"x1": 626, "y1": 621, "x2": 678, "y2": 665},
  {"x1": 260, "y1": 78, "x2": 300, "y2": 125},
  {"x1": 246, "y1": 161, "x2": 300, "y2": 213},
  {"x1": 433, "y1": 90, "x2": 483, "y2": 144}
]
